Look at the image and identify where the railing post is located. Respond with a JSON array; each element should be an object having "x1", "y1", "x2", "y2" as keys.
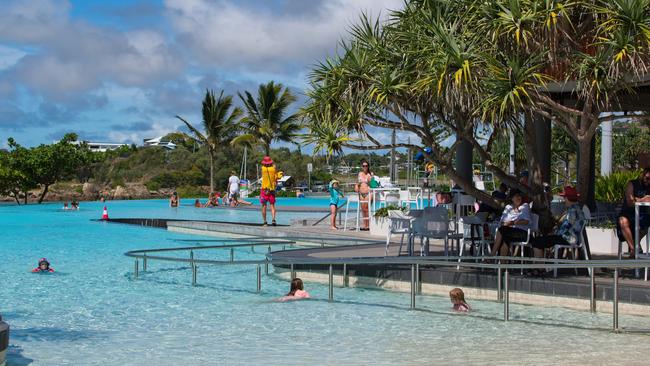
[
  {"x1": 265, "y1": 258, "x2": 269, "y2": 275},
  {"x1": 143, "y1": 254, "x2": 147, "y2": 271},
  {"x1": 410, "y1": 264, "x2": 416, "y2": 309},
  {"x1": 290, "y1": 263, "x2": 295, "y2": 279},
  {"x1": 192, "y1": 263, "x2": 197, "y2": 286},
  {"x1": 416, "y1": 263, "x2": 421, "y2": 294},
  {"x1": 590, "y1": 268, "x2": 596, "y2": 313},
  {"x1": 497, "y1": 266, "x2": 503, "y2": 302},
  {"x1": 190, "y1": 250, "x2": 197, "y2": 286},
  {"x1": 257, "y1": 265, "x2": 262, "y2": 293},
  {"x1": 328, "y1": 264, "x2": 334, "y2": 302},
  {"x1": 134, "y1": 259, "x2": 139, "y2": 279},
  {"x1": 613, "y1": 268, "x2": 619, "y2": 332},
  {"x1": 343, "y1": 263, "x2": 348, "y2": 287},
  {"x1": 230, "y1": 248, "x2": 234, "y2": 262},
  {"x1": 504, "y1": 270, "x2": 509, "y2": 322}
]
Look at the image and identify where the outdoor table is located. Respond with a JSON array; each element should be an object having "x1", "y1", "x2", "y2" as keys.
[{"x1": 634, "y1": 202, "x2": 650, "y2": 278}]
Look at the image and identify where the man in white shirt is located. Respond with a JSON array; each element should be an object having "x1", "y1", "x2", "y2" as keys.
[{"x1": 228, "y1": 171, "x2": 240, "y2": 206}]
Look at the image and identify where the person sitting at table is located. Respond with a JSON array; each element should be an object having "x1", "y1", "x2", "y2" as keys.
[
  {"x1": 477, "y1": 183, "x2": 508, "y2": 218},
  {"x1": 530, "y1": 186, "x2": 585, "y2": 261},
  {"x1": 490, "y1": 189, "x2": 531, "y2": 257},
  {"x1": 616, "y1": 167, "x2": 650, "y2": 258}
]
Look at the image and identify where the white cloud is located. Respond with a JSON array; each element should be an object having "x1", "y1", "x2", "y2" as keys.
[
  {"x1": 0, "y1": 0, "x2": 184, "y2": 98},
  {"x1": 165, "y1": 0, "x2": 402, "y2": 72},
  {"x1": 0, "y1": 45, "x2": 26, "y2": 70}
]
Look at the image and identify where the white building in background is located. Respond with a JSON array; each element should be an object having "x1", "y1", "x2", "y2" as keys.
[
  {"x1": 143, "y1": 136, "x2": 177, "y2": 150},
  {"x1": 71, "y1": 141, "x2": 129, "y2": 152}
]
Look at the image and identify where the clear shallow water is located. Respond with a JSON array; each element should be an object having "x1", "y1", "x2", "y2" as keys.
[{"x1": 2, "y1": 201, "x2": 650, "y2": 365}]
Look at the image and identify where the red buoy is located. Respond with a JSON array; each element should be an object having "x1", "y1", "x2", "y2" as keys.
[{"x1": 102, "y1": 206, "x2": 109, "y2": 220}]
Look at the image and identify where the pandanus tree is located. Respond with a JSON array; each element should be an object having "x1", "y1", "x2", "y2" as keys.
[
  {"x1": 176, "y1": 90, "x2": 243, "y2": 193},
  {"x1": 304, "y1": 0, "x2": 650, "y2": 213},
  {"x1": 232, "y1": 81, "x2": 301, "y2": 156}
]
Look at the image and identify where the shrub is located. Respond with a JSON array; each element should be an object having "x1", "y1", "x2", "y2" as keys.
[
  {"x1": 595, "y1": 170, "x2": 640, "y2": 203},
  {"x1": 145, "y1": 180, "x2": 161, "y2": 191},
  {"x1": 374, "y1": 205, "x2": 407, "y2": 218}
]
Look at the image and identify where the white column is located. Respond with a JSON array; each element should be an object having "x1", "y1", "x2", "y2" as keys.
[{"x1": 601, "y1": 120, "x2": 612, "y2": 176}]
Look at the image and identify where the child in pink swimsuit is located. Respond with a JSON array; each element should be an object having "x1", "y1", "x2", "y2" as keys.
[
  {"x1": 450, "y1": 288, "x2": 470, "y2": 312},
  {"x1": 278, "y1": 278, "x2": 310, "y2": 302}
]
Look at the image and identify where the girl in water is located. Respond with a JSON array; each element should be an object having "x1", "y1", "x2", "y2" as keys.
[
  {"x1": 32, "y1": 258, "x2": 55, "y2": 273},
  {"x1": 169, "y1": 191, "x2": 179, "y2": 207},
  {"x1": 449, "y1": 288, "x2": 470, "y2": 312},
  {"x1": 278, "y1": 278, "x2": 310, "y2": 302}
]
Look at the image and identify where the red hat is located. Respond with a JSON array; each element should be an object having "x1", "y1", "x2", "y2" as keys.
[
  {"x1": 261, "y1": 156, "x2": 274, "y2": 165},
  {"x1": 559, "y1": 186, "x2": 580, "y2": 200}
]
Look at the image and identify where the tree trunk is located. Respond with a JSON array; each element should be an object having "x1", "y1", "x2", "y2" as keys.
[
  {"x1": 12, "y1": 193, "x2": 20, "y2": 205},
  {"x1": 38, "y1": 184, "x2": 50, "y2": 204},
  {"x1": 576, "y1": 137, "x2": 593, "y2": 207},
  {"x1": 524, "y1": 114, "x2": 554, "y2": 232},
  {"x1": 209, "y1": 151, "x2": 214, "y2": 193}
]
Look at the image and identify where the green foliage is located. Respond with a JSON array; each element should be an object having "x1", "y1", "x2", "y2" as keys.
[
  {"x1": 374, "y1": 205, "x2": 407, "y2": 218},
  {"x1": 176, "y1": 89, "x2": 243, "y2": 191},
  {"x1": 595, "y1": 170, "x2": 640, "y2": 203},
  {"x1": 148, "y1": 165, "x2": 206, "y2": 189},
  {"x1": 248, "y1": 189, "x2": 295, "y2": 198},
  {"x1": 234, "y1": 81, "x2": 301, "y2": 155},
  {"x1": 613, "y1": 124, "x2": 650, "y2": 170},
  {"x1": 3, "y1": 133, "x2": 90, "y2": 203},
  {"x1": 176, "y1": 185, "x2": 206, "y2": 198}
]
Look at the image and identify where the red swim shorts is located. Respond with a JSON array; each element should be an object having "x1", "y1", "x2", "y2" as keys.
[{"x1": 260, "y1": 189, "x2": 276, "y2": 205}]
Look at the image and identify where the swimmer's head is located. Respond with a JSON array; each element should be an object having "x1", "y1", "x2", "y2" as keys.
[
  {"x1": 38, "y1": 258, "x2": 50, "y2": 270},
  {"x1": 288, "y1": 278, "x2": 304, "y2": 296}
]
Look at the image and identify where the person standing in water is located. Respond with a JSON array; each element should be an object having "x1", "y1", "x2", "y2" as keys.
[
  {"x1": 170, "y1": 191, "x2": 179, "y2": 207},
  {"x1": 228, "y1": 171, "x2": 241, "y2": 207},
  {"x1": 260, "y1": 156, "x2": 278, "y2": 226}
]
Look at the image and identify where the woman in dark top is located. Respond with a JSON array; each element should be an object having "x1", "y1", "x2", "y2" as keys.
[{"x1": 617, "y1": 168, "x2": 650, "y2": 258}]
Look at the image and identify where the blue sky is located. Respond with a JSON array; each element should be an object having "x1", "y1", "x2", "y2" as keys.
[{"x1": 0, "y1": 0, "x2": 402, "y2": 147}]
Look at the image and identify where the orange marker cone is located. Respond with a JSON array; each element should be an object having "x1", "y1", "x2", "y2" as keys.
[{"x1": 102, "y1": 206, "x2": 109, "y2": 220}]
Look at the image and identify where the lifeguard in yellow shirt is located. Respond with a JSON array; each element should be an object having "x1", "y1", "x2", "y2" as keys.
[{"x1": 260, "y1": 156, "x2": 278, "y2": 226}]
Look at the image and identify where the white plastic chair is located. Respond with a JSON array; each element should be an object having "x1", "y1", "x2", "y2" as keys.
[
  {"x1": 409, "y1": 207, "x2": 449, "y2": 256},
  {"x1": 343, "y1": 195, "x2": 360, "y2": 231},
  {"x1": 509, "y1": 213, "x2": 539, "y2": 274},
  {"x1": 406, "y1": 187, "x2": 422, "y2": 209},
  {"x1": 385, "y1": 192, "x2": 400, "y2": 207},
  {"x1": 385, "y1": 210, "x2": 413, "y2": 256},
  {"x1": 553, "y1": 220, "x2": 590, "y2": 277}
]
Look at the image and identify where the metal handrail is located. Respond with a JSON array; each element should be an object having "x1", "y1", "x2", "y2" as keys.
[{"x1": 124, "y1": 243, "x2": 650, "y2": 333}]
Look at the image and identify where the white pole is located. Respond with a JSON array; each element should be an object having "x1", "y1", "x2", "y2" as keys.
[{"x1": 601, "y1": 120, "x2": 613, "y2": 176}]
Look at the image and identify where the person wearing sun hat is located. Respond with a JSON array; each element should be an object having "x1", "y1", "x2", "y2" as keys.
[
  {"x1": 529, "y1": 186, "x2": 586, "y2": 264},
  {"x1": 328, "y1": 179, "x2": 345, "y2": 230},
  {"x1": 260, "y1": 156, "x2": 278, "y2": 226}
]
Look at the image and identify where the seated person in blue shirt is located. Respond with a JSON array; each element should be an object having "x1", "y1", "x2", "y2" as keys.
[
  {"x1": 530, "y1": 186, "x2": 585, "y2": 258},
  {"x1": 490, "y1": 189, "x2": 531, "y2": 257}
]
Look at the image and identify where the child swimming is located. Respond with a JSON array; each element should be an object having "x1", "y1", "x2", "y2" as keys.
[
  {"x1": 449, "y1": 288, "x2": 470, "y2": 312},
  {"x1": 32, "y1": 258, "x2": 55, "y2": 273},
  {"x1": 278, "y1": 278, "x2": 310, "y2": 302}
]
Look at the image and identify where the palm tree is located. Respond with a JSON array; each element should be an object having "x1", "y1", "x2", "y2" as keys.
[
  {"x1": 233, "y1": 81, "x2": 301, "y2": 155},
  {"x1": 176, "y1": 89, "x2": 242, "y2": 192}
]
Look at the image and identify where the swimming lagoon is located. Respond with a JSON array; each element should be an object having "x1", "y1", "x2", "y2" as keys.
[{"x1": 2, "y1": 199, "x2": 650, "y2": 365}]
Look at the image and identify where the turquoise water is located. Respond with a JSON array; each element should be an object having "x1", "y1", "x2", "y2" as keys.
[{"x1": 2, "y1": 200, "x2": 650, "y2": 365}]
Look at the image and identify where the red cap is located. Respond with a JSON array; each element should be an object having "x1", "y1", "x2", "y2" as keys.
[
  {"x1": 261, "y1": 156, "x2": 274, "y2": 165},
  {"x1": 559, "y1": 186, "x2": 580, "y2": 200}
]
